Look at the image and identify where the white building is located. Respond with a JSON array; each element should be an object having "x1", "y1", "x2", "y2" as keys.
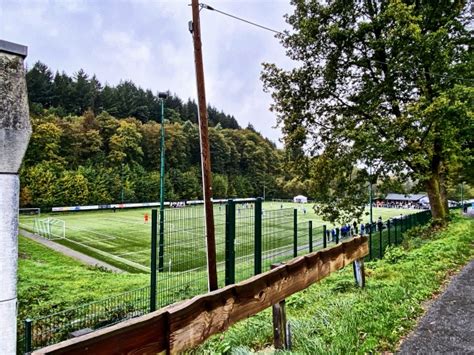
[{"x1": 293, "y1": 195, "x2": 308, "y2": 203}]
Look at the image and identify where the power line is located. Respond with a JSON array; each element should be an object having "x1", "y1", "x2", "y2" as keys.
[{"x1": 200, "y1": 3, "x2": 284, "y2": 35}]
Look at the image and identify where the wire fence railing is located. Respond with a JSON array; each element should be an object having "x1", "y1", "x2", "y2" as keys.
[
  {"x1": 21, "y1": 286, "x2": 150, "y2": 353},
  {"x1": 21, "y1": 202, "x2": 434, "y2": 353}
]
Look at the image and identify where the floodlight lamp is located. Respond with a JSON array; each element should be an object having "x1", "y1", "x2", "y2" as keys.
[{"x1": 158, "y1": 92, "x2": 168, "y2": 99}]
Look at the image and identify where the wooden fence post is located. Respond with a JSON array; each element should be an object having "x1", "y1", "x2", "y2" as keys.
[{"x1": 271, "y1": 263, "x2": 291, "y2": 350}]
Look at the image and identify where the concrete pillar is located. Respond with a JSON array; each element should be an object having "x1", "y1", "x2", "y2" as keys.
[{"x1": 0, "y1": 39, "x2": 30, "y2": 355}]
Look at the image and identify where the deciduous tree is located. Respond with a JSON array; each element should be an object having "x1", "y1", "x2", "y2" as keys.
[{"x1": 262, "y1": 0, "x2": 473, "y2": 223}]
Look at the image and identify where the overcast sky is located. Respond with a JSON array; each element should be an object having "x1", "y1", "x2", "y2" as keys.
[{"x1": 1, "y1": 0, "x2": 295, "y2": 145}]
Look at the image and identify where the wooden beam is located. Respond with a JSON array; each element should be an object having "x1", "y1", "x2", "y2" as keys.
[{"x1": 33, "y1": 237, "x2": 368, "y2": 355}]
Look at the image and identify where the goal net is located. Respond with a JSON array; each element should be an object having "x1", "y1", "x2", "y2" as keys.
[{"x1": 34, "y1": 218, "x2": 66, "y2": 240}]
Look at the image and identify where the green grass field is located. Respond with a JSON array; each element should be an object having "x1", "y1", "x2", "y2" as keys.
[{"x1": 19, "y1": 202, "x2": 418, "y2": 275}]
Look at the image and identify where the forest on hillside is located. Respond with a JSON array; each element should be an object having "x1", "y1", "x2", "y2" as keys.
[
  {"x1": 20, "y1": 62, "x2": 306, "y2": 208},
  {"x1": 26, "y1": 62, "x2": 240, "y2": 128}
]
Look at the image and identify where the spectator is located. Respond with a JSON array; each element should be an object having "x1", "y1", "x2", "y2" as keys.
[{"x1": 377, "y1": 219, "x2": 383, "y2": 232}]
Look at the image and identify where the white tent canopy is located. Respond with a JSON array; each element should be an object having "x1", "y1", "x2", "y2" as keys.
[{"x1": 293, "y1": 195, "x2": 308, "y2": 203}]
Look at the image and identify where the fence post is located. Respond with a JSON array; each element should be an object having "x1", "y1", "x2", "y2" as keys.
[
  {"x1": 271, "y1": 263, "x2": 291, "y2": 350},
  {"x1": 25, "y1": 318, "x2": 32, "y2": 354},
  {"x1": 225, "y1": 200, "x2": 236, "y2": 285},
  {"x1": 379, "y1": 226, "x2": 383, "y2": 259},
  {"x1": 394, "y1": 219, "x2": 398, "y2": 244},
  {"x1": 158, "y1": 208, "x2": 165, "y2": 273},
  {"x1": 150, "y1": 209, "x2": 157, "y2": 312},
  {"x1": 254, "y1": 197, "x2": 263, "y2": 275},
  {"x1": 309, "y1": 221, "x2": 313, "y2": 253},
  {"x1": 293, "y1": 209, "x2": 298, "y2": 257},
  {"x1": 335, "y1": 228, "x2": 339, "y2": 244},
  {"x1": 323, "y1": 225, "x2": 327, "y2": 249},
  {"x1": 387, "y1": 220, "x2": 391, "y2": 246},
  {"x1": 369, "y1": 226, "x2": 373, "y2": 260}
]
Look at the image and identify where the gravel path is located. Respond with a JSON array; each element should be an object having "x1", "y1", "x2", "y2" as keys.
[
  {"x1": 20, "y1": 229, "x2": 124, "y2": 273},
  {"x1": 399, "y1": 259, "x2": 474, "y2": 354}
]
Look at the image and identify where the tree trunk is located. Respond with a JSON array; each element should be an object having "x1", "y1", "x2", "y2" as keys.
[
  {"x1": 439, "y1": 168, "x2": 449, "y2": 215},
  {"x1": 425, "y1": 173, "x2": 447, "y2": 224}
]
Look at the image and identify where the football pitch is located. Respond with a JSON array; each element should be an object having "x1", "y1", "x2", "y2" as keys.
[{"x1": 19, "y1": 202, "x2": 417, "y2": 274}]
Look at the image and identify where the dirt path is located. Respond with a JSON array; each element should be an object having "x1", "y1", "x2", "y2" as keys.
[
  {"x1": 20, "y1": 229, "x2": 124, "y2": 273},
  {"x1": 399, "y1": 259, "x2": 474, "y2": 354}
]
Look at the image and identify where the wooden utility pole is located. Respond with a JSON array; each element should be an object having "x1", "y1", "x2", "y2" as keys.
[{"x1": 190, "y1": 0, "x2": 218, "y2": 291}]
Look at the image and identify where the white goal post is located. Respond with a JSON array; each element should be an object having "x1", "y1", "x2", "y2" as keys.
[
  {"x1": 34, "y1": 218, "x2": 66, "y2": 240},
  {"x1": 18, "y1": 208, "x2": 41, "y2": 230}
]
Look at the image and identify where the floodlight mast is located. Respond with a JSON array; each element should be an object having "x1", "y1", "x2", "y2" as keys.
[
  {"x1": 190, "y1": 0, "x2": 218, "y2": 291},
  {"x1": 151, "y1": 91, "x2": 169, "y2": 311},
  {"x1": 0, "y1": 39, "x2": 31, "y2": 354},
  {"x1": 158, "y1": 92, "x2": 167, "y2": 273}
]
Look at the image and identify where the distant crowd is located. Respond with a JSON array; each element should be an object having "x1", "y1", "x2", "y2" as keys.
[
  {"x1": 326, "y1": 215, "x2": 409, "y2": 242},
  {"x1": 170, "y1": 202, "x2": 186, "y2": 208},
  {"x1": 373, "y1": 201, "x2": 427, "y2": 209}
]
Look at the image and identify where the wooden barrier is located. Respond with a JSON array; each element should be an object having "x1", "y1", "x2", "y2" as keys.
[{"x1": 33, "y1": 236, "x2": 368, "y2": 354}]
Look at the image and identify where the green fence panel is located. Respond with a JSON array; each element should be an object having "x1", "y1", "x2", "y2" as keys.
[
  {"x1": 261, "y1": 208, "x2": 294, "y2": 270},
  {"x1": 26, "y1": 286, "x2": 150, "y2": 351},
  {"x1": 293, "y1": 209, "x2": 298, "y2": 257},
  {"x1": 233, "y1": 200, "x2": 256, "y2": 283},
  {"x1": 323, "y1": 225, "x2": 327, "y2": 249},
  {"x1": 225, "y1": 200, "x2": 236, "y2": 285},
  {"x1": 150, "y1": 209, "x2": 158, "y2": 312},
  {"x1": 254, "y1": 198, "x2": 262, "y2": 275}
]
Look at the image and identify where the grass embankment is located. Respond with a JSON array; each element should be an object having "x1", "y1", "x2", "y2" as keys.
[
  {"x1": 197, "y1": 216, "x2": 474, "y2": 354},
  {"x1": 18, "y1": 236, "x2": 148, "y2": 322}
]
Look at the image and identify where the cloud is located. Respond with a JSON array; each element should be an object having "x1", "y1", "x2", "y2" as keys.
[
  {"x1": 93, "y1": 31, "x2": 153, "y2": 88},
  {"x1": 102, "y1": 31, "x2": 152, "y2": 64},
  {"x1": 55, "y1": 0, "x2": 88, "y2": 13},
  {"x1": 1, "y1": 0, "x2": 296, "y2": 146}
]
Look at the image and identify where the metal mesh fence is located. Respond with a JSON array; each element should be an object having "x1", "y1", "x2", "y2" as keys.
[
  {"x1": 23, "y1": 286, "x2": 149, "y2": 352},
  {"x1": 155, "y1": 204, "x2": 227, "y2": 308},
  {"x1": 296, "y1": 220, "x2": 310, "y2": 255},
  {"x1": 362, "y1": 210, "x2": 433, "y2": 260},
  {"x1": 310, "y1": 224, "x2": 327, "y2": 252},
  {"x1": 233, "y1": 202, "x2": 256, "y2": 283},
  {"x1": 261, "y1": 208, "x2": 294, "y2": 270},
  {"x1": 22, "y1": 205, "x2": 434, "y2": 353}
]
